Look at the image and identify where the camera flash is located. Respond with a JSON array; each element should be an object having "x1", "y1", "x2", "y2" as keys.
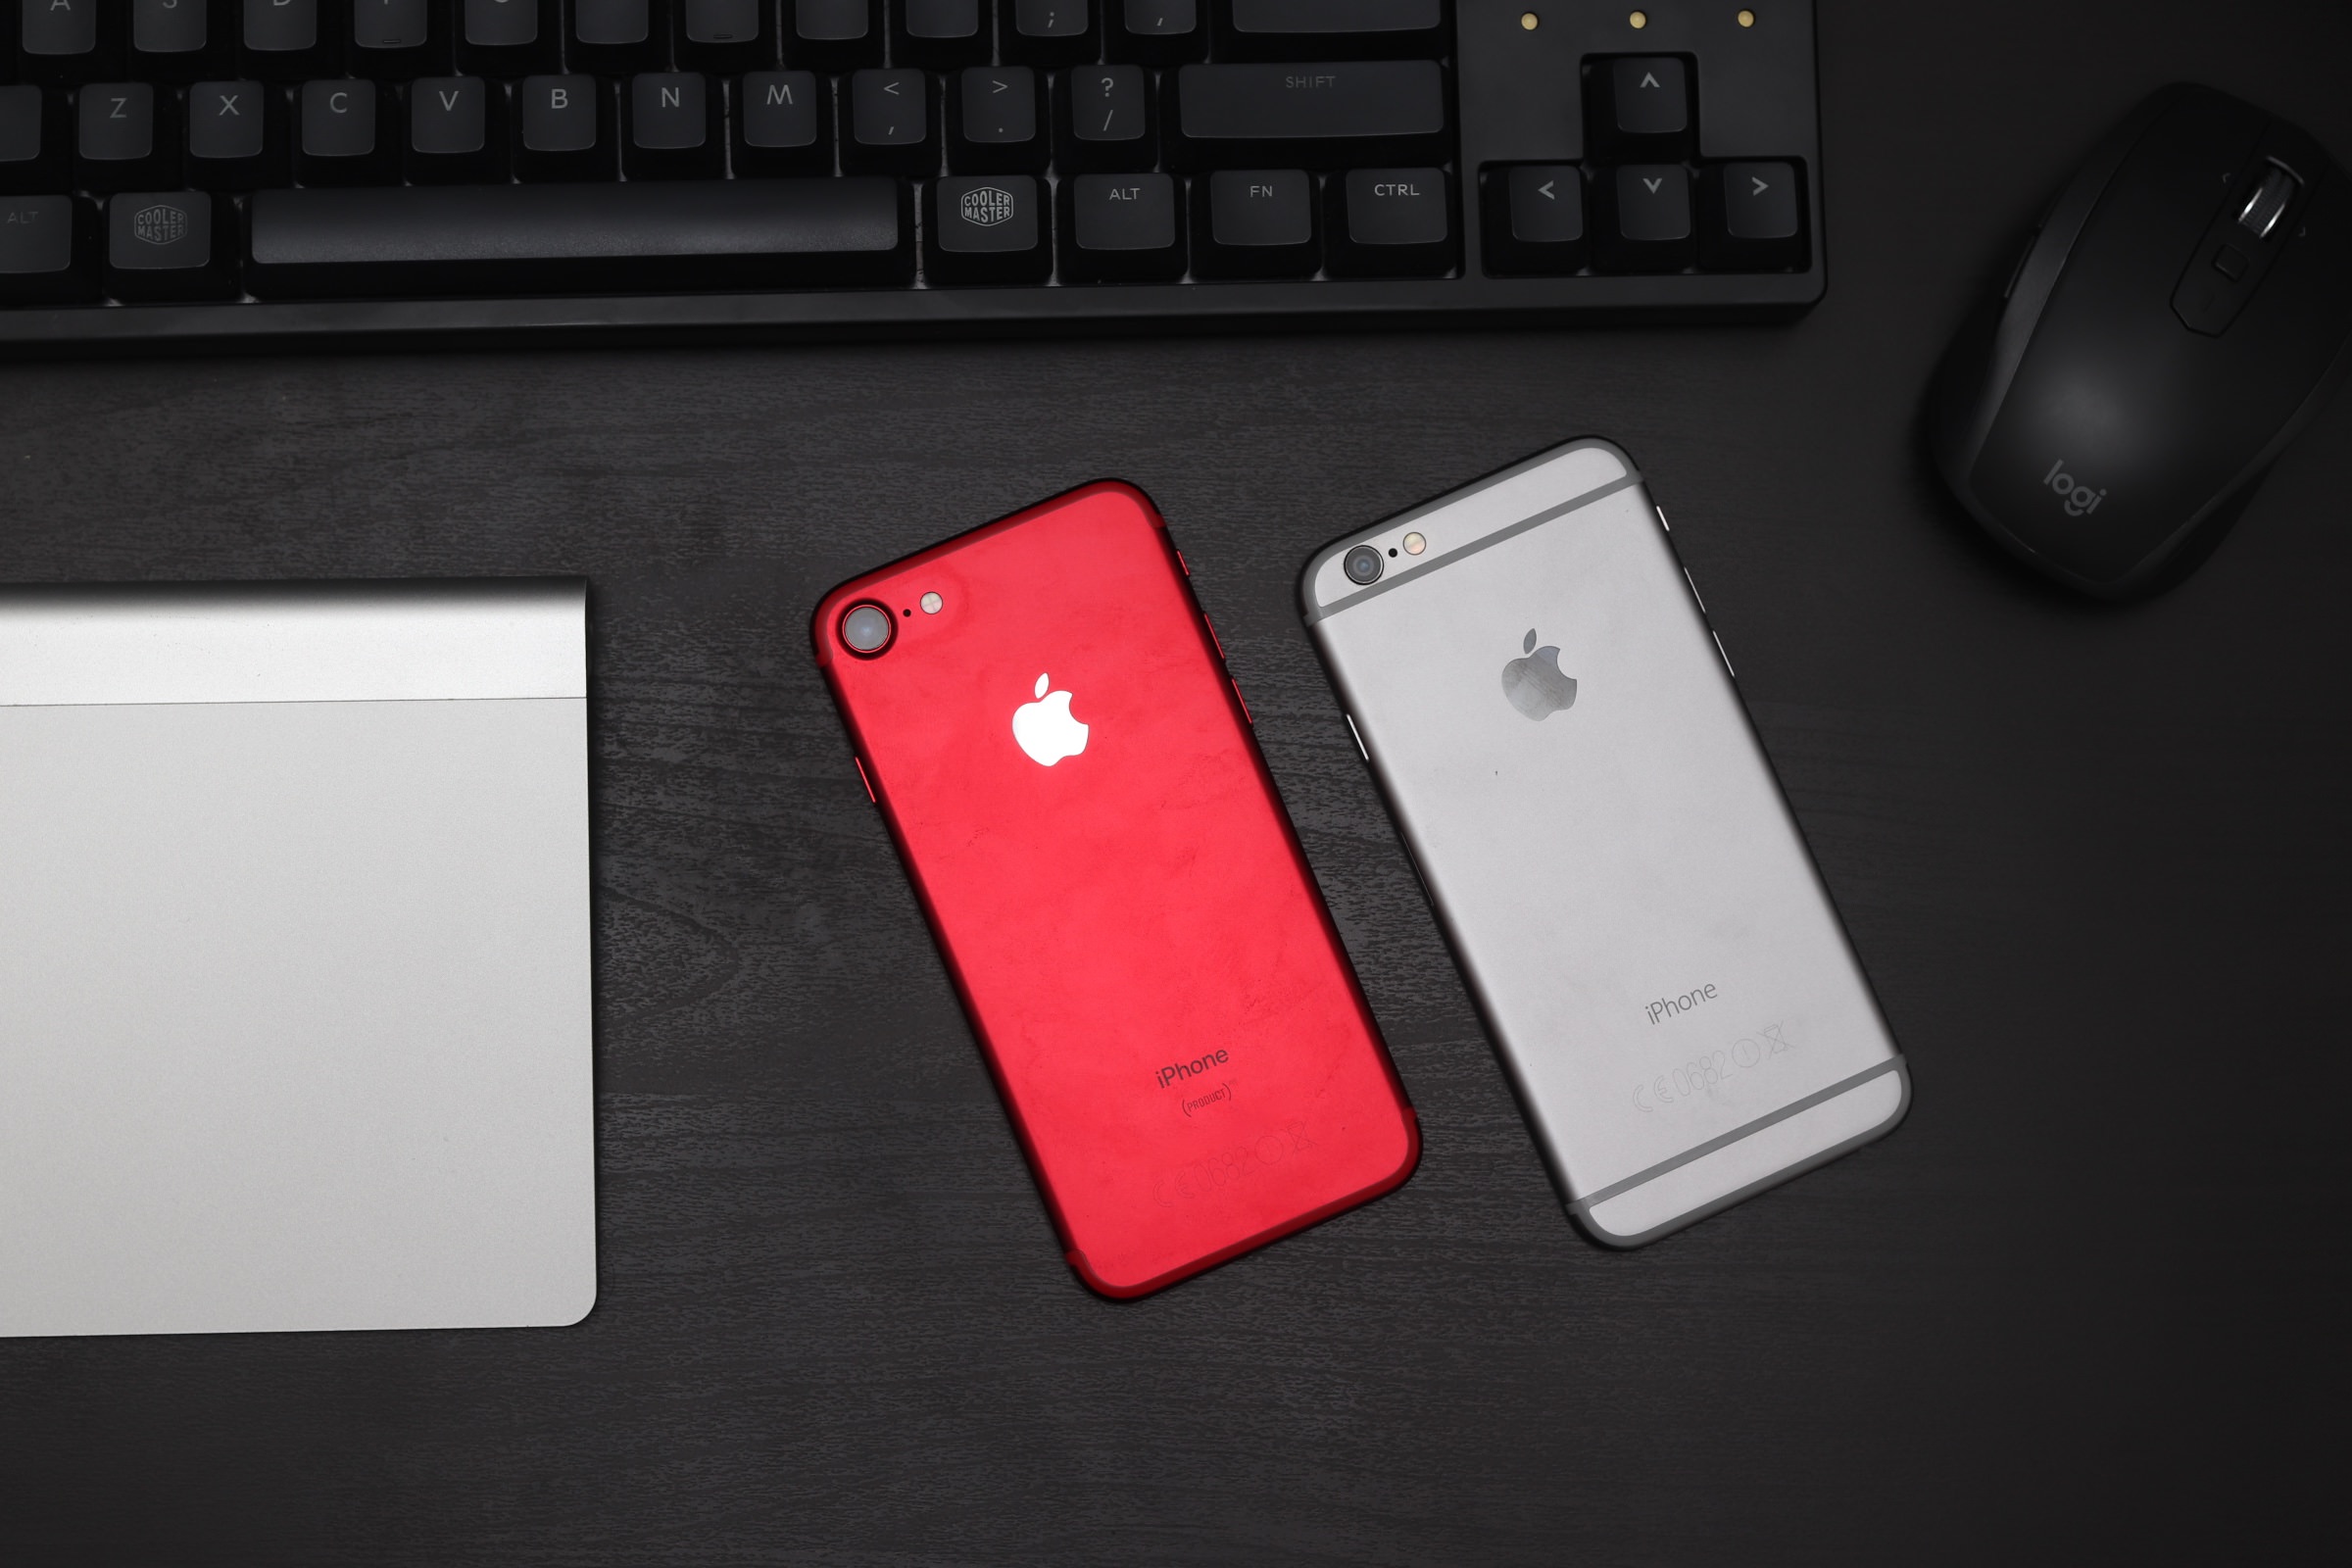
[
  {"x1": 1402, "y1": 532, "x2": 1428, "y2": 556},
  {"x1": 920, "y1": 592, "x2": 943, "y2": 613}
]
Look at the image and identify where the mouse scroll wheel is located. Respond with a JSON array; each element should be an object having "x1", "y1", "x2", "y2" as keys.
[{"x1": 2235, "y1": 164, "x2": 2299, "y2": 241}]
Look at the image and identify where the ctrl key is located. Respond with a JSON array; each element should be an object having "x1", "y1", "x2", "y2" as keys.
[
  {"x1": 107, "y1": 193, "x2": 238, "y2": 300},
  {"x1": 0, "y1": 195, "x2": 99, "y2": 303}
]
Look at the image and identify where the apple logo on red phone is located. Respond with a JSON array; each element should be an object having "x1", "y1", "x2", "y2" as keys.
[
  {"x1": 1501, "y1": 629, "x2": 1578, "y2": 720},
  {"x1": 1012, "y1": 673, "x2": 1090, "y2": 766}
]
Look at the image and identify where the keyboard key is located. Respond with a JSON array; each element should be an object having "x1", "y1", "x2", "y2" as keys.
[
  {"x1": 297, "y1": 78, "x2": 396, "y2": 183},
  {"x1": 0, "y1": 193, "x2": 97, "y2": 301},
  {"x1": 351, "y1": 0, "x2": 433, "y2": 56},
  {"x1": 241, "y1": 0, "x2": 340, "y2": 81},
  {"x1": 1599, "y1": 164, "x2": 1694, "y2": 271},
  {"x1": 516, "y1": 74, "x2": 610, "y2": 179},
  {"x1": 1058, "y1": 63, "x2": 1152, "y2": 172},
  {"x1": 1172, "y1": 62, "x2": 1445, "y2": 170},
  {"x1": 571, "y1": 0, "x2": 650, "y2": 73},
  {"x1": 1700, "y1": 160, "x2": 1804, "y2": 270},
  {"x1": 1482, "y1": 163, "x2": 1586, "y2": 274},
  {"x1": 845, "y1": 68, "x2": 933, "y2": 175},
  {"x1": 1219, "y1": 0, "x2": 1441, "y2": 61},
  {"x1": 1003, "y1": 0, "x2": 1095, "y2": 68},
  {"x1": 1593, "y1": 57, "x2": 1690, "y2": 159},
  {"x1": 927, "y1": 173, "x2": 1050, "y2": 283},
  {"x1": 77, "y1": 83, "x2": 180, "y2": 193},
  {"x1": 0, "y1": 86, "x2": 72, "y2": 194},
  {"x1": 20, "y1": 0, "x2": 122, "y2": 85},
  {"x1": 952, "y1": 67, "x2": 1046, "y2": 174},
  {"x1": 896, "y1": 0, "x2": 986, "y2": 70},
  {"x1": 679, "y1": 0, "x2": 765, "y2": 73},
  {"x1": 1109, "y1": 0, "x2": 1200, "y2": 64},
  {"x1": 626, "y1": 73, "x2": 721, "y2": 177},
  {"x1": 735, "y1": 71, "x2": 828, "y2": 175},
  {"x1": 1328, "y1": 167, "x2": 1448, "y2": 277},
  {"x1": 187, "y1": 79, "x2": 288, "y2": 188},
  {"x1": 1062, "y1": 169, "x2": 1181, "y2": 281},
  {"x1": 246, "y1": 178, "x2": 912, "y2": 295},
  {"x1": 106, "y1": 190, "x2": 235, "y2": 297},
  {"x1": 465, "y1": 0, "x2": 540, "y2": 47},
  {"x1": 791, "y1": 0, "x2": 881, "y2": 69},
  {"x1": 1194, "y1": 167, "x2": 1315, "y2": 277},
  {"x1": 410, "y1": 75, "x2": 508, "y2": 182},
  {"x1": 132, "y1": 0, "x2": 229, "y2": 83}
]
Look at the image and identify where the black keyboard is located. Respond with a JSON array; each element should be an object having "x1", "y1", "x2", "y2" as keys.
[{"x1": 0, "y1": 1, "x2": 1822, "y2": 350}]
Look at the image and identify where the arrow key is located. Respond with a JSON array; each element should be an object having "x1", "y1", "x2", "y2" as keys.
[
  {"x1": 1592, "y1": 56, "x2": 1690, "y2": 159},
  {"x1": 1483, "y1": 163, "x2": 1587, "y2": 275},
  {"x1": 1596, "y1": 164, "x2": 1694, "y2": 272},
  {"x1": 1700, "y1": 160, "x2": 1805, "y2": 271}
]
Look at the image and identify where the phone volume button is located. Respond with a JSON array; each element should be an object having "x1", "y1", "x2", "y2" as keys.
[
  {"x1": 1713, "y1": 632, "x2": 1736, "y2": 679},
  {"x1": 1344, "y1": 712, "x2": 1368, "y2": 760},
  {"x1": 1202, "y1": 613, "x2": 1226, "y2": 660},
  {"x1": 853, "y1": 756, "x2": 876, "y2": 803},
  {"x1": 1231, "y1": 678, "x2": 1251, "y2": 723},
  {"x1": 1683, "y1": 568, "x2": 1707, "y2": 614}
]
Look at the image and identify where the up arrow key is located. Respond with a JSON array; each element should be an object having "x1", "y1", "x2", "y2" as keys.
[{"x1": 1640, "y1": 73, "x2": 1660, "y2": 89}]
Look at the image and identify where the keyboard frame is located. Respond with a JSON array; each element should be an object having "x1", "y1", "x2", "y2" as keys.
[{"x1": 0, "y1": 1, "x2": 1825, "y2": 352}]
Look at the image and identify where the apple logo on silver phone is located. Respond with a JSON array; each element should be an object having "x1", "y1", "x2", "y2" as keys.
[
  {"x1": 1013, "y1": 672, "x2": 1090, "y2": 765},
  {"x1": 1501, "y1": 629, "x2": 1577, "y2": 720}
]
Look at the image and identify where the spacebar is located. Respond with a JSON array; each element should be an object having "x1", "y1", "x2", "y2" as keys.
[{"x1": 247, "y1": 180, "x2": 911, "y2": 299}]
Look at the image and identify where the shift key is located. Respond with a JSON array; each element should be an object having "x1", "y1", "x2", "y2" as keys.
[{"x1": 1172, "y1": 62, "x2": 1445, "y2": 169}]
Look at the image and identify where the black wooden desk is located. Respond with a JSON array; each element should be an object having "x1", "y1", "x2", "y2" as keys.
[{"x1": 3, "y1": 2, "x2": 2344, "y2": 1560}]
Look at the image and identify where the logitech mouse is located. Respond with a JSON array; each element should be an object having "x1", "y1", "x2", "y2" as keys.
[{"x1": 1931, "y1": 84, "x2": 2352, "y2": 599}]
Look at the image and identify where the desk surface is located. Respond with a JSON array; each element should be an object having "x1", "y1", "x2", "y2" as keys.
[{"x1": 3, "y1": 2, "x2": 2346, "y2": 1560}]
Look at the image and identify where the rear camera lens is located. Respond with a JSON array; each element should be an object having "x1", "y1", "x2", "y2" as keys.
[
  {"x1": 840, "y1": 603, "x2": 895, "y2": 656},
  {"x1": 1344, "y1": 545, "x2": 1385, "y2": 585}
]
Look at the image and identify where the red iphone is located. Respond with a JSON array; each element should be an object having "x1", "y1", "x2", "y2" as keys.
[{"x1": 813, "y1": 482, "x2": 1418, "y2": 1298}]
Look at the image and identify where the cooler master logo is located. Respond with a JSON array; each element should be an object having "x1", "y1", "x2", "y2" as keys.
[
  {"x1": 131, "y1": 204, "x2": 187, "y2": 246},
  {"x1": 2044, "y1": 458, "x2": 2108, "y2": 516},
  {"x1": 960, "y1": 186, "x2": 1015, "y2": 227}
]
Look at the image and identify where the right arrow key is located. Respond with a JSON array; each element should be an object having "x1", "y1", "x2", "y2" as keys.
[{"x1": 1700, "y1": 160, "x2": 1807, "y2": 271}]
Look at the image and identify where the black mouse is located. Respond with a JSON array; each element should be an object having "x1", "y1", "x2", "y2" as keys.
[{"x1": 1931, "y1": 84, "x2": 2352, "y2": 599}]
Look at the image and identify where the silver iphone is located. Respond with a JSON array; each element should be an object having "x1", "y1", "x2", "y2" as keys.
[{"x1": 1302, "y1": 439, "x2": 1908, "y2": 1246}]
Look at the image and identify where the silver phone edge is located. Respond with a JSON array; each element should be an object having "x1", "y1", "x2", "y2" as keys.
[{"x1": 1299, "y1": 437, "x2": 1910, "y2": 1245}]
